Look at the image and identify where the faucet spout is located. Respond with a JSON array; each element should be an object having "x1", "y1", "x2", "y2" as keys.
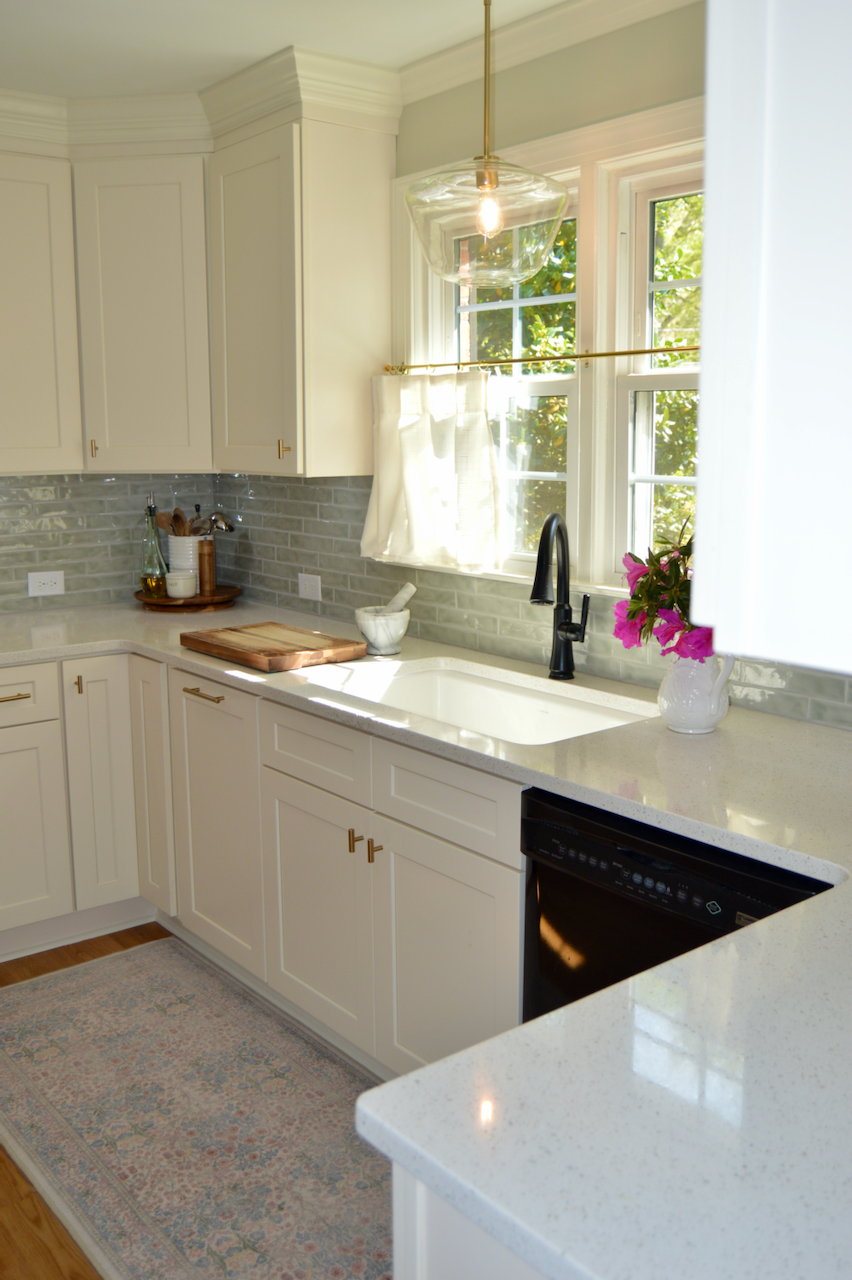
[{"x1": 530, "y1": 513, "x2": 590, "y2": 680}]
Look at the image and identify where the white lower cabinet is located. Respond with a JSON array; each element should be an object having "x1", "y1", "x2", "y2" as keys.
[
  {"x1": 261, "y1": 770, "x2": 375, "y2": 1054},
  {"x1": 259, "y1": 698, "x2": 524, "y2": 1072},
  {"x1": 128, "y1": 655, "x2": 176, "y2": 915},
  {"x1": 63, "y1": 655, "x2": 139, "y2": 910},
  {"x1": 372, "y1": 814, "x2": 523, "y2": 1075},
  {"x1": 0, "y1": 663, "x2": 74, "y2": 929},
  {"x1": 169, "y1": 671, "x2": 265, "y2": 980}
]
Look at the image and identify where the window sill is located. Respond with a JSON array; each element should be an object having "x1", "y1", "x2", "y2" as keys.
[{"x1": 364, "y1": 553, "x2": 628, "y2": 598}]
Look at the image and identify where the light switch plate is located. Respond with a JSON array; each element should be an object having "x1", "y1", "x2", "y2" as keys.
[{"x1": 27, "y1": 570, "x2": 65, "y2": 597}]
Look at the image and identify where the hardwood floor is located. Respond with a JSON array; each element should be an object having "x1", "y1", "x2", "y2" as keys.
[{"x1": 0, "y1": 923, "x2": 171, "y2": 1280}]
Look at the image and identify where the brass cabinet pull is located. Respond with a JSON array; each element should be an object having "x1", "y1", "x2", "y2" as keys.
[
  {"x1": 277, "y1": 440, "x2": 291, "y2": 458},
  {"x1": 75, "y1": 676, "x2": 83, "y2": 694},
  {"x1": 348, "y1": 828, "x2": 364, "y2": 853},
  {"x1": 183, "y1": 686, "x2": 225, "y2": 704},
  {"x1": 0, "y1": 692, "x2": 31, "y2": 704},
  {"x1": 90, "y1": 439, "x2": 98, "y2": 457},
  {"x1": 367, "y1": 839, "x2": 382, "y2": 864}
]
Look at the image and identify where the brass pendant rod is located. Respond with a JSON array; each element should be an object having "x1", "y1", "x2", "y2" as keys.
[
  {"x1": 385, "y1": 345, "x2": 699, "y2": 374},
  {"x1": 483, "y1": 0, "x2": 492, "y2": 160}
]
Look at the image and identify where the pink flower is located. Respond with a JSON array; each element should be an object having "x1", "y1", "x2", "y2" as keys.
[
  {"x1": 653, "y1": 607, "x2": 683, "y2": 654},
  {"x1": 674, "y1": 626, "x2": 714, "y2": 662},
  {"x1": 621, "y1": 553, "x2": 649, "y2": 594},
  {"x1": 613, "y1": 599, "x2": 646, "y2": 649}
]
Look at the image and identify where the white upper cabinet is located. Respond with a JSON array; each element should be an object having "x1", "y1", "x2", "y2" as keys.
[
  {"x1": 695, "y1": 0, "x2": 852, "y2": 674},
  {"x1": 74, "y1": 155, "x2": 213, "y2": 472},
  {"x1": 0, "y1": 153, "x2": 83, "y2": 473},
  {"x1": 208, "y1": 117, "x2": 394, "y2": 477}
]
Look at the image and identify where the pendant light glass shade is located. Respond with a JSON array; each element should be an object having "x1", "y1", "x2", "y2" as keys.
[{"x1": 405, "y1": 158, "x2": 570, "y2": 287}]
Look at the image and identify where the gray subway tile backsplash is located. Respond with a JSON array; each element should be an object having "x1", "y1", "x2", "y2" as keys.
[{"x1": 1, "y1": 469, "x2": 850, "y2": 731}]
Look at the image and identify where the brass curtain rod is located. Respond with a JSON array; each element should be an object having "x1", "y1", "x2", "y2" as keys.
[{"x1": 385, "y1": 345, "x2": 700, "y2": 375}]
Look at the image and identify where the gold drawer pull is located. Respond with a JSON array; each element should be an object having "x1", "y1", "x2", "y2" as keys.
[
  {"x1": 367, "y1": 839, "x2": 382, "y2": 864},
  {"x1": 277, "y1": 440, "x2": 291, "y2": 458},
  {"x1": 75, "y1": 676, "x2": 83, "y2": 694},
  {"x1": 0, "y1": 692, "x2": 31, "y2": 704},
  {"x1": 348, "y1": 828, "x2": 364, "y2": 854},
  {"x1": 90, "y1": 439, "x2": 98, "y2": 457},
  {"x1": 183, "y1": 686, "x2": 225, "y2": 704}
]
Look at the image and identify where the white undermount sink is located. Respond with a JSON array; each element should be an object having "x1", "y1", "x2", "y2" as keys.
[{"x1": 296, "y1": 657, "x2": 658, "y2": 746}]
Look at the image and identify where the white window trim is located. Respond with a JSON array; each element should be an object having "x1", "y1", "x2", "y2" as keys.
[{"x1": 389, "y1": 97, "x2": 705, "y2": 588}]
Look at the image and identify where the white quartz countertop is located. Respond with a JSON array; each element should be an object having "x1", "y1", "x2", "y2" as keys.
[
  {"x1": 6, "y1": 600, "x2": 852, "y2": 1279},
  {"x1": 4, "y1": 600, "x2": 850, "y2": 881}
]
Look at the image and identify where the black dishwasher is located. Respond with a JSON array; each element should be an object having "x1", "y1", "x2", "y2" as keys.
[{"x1": 521, "y1": 788, "x2": 833, "y2": 1021}]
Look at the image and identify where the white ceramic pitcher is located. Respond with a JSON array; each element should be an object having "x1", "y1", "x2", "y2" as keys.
[{"x1": 657, "y1": 652, "x2": 736, "y2": 734}]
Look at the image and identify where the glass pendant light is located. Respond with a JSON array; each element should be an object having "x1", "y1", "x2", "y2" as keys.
[{"x1": 405, "y1": 0, "x2": 570, "y2": 288}]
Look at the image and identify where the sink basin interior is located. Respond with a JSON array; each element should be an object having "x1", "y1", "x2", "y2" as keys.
[{"x1": 295, "y1": 658, "x2": 657, "y2": 745}]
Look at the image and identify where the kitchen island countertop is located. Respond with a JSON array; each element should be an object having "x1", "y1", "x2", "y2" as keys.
[{"x1": 4, "y1": 600, "x2": 852, "y2": 1280}]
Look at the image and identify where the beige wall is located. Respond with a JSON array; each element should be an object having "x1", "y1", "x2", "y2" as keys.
[{"x1": 397, "y1": 2, "x2": 705, "y2": 175}]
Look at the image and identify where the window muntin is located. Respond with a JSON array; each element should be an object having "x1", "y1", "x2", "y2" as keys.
[{"x1": 457, "y1": 218, "x2": 578, "y2": 565}]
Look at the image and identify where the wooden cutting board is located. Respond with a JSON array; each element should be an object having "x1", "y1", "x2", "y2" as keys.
[{"x1": 179, "y1": 621, "x2": 367, "y2": 671}]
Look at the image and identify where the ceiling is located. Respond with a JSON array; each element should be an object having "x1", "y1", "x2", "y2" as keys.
[{"x1": 0, "y1": 0, "x2": 565, "y2": 101}]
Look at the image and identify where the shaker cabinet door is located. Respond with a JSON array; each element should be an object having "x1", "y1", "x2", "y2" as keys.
[
  {"x1": 261, "y1": 769, "x2": 376, "y2": 1056},
  {"x1": 371, "y1": 814, "x2": 523, "y2": 1076},
  {"x1": 74, "y1": 155, "x2": 212, "y2": 472},
  {"x1": 169, "y1": 671, "x2": 265, "y2": 980},
  {"x1": 208, "y1": 124, "x2": 302, "y2": 476},
  {"x1": 129, "y1": 654, "x2": 177, "y2": 916},
  {"x1": 0, "y1": 153, "x2": 83, "y2": 474},
  {"x1": 63, "y1": 655, "x2": 139, "y2": 910},
  {"x1": 0, "y1": 720, "x2": 74, "y2": 930}
]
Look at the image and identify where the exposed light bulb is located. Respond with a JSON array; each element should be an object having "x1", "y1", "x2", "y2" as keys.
[{"x1": 476, "y1": 191, "x2": 504, "y2": 239}]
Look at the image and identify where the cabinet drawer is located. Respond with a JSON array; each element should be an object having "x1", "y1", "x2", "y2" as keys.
[
  {"x1": 259, "y1": 700, "x2": 372, "y2": 806},
  {"x1": 0, "y1": 662, "x2": 60, "y2": 728},
  {"x1": 372, "y1": 739, "x2": 523, "y2": 870}
]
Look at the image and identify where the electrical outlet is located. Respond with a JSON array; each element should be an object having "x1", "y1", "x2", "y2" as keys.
[
  {"x1": 298, "y1": 573, "x2": 322, "y2": 601},
  {"x1": 27, "y1": 570, "x2": 65, "y2": 597}
]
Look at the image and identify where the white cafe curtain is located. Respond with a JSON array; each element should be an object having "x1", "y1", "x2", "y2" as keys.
[{"x1": 360, "y1": 370, "x2": 500, "y2": 572}]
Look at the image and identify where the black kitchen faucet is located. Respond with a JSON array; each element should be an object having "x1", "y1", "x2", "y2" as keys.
[{"x1": 530, "y1": 512, "x2": 590, "y2": 680}]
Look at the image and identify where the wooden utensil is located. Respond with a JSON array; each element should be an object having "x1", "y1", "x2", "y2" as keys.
[
  {"x1": 173, "y1": 507, "x2": 187, "y2": 535},
  {"x1": 180, "y1": 622, "x2": 367, "y2": 670},
  {"x1": 156, "y1": 511, "x2": 174, "y2": 534}
]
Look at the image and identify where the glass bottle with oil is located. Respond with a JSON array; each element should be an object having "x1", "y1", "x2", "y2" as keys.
[{"x1": 140, "y1": 492, "x2": 167, "y2": 597}]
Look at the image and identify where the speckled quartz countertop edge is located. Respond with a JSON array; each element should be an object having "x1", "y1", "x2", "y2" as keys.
[{"x1": 3, "y1": 601, "x2": 850, "y2": 883}]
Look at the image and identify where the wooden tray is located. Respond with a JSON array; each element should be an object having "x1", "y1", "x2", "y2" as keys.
[
  {"x1": 134, "y1": 585, "x2": 241, "y2": 612},
  {"x1": 179, "y1": 621, "x2": 367, "y2": 671}
]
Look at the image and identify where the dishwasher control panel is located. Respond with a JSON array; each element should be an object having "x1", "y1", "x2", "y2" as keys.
[{"x1": 522, "y1": 818, "x2": 764, "y2": 932}]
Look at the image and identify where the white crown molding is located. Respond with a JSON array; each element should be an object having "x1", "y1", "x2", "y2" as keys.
[
  {"x1": 0, "y1": 89, "x2": 213, "y2": 156},
  {"x1": 400, "y1": 0, "x2": 701, "y2": 104},
  {"x1": 67, "y1": 94, "x2": 213, "y2": 156},
  {"x1": 0, "y1": 89, "x2": 68, "y2": 155},
  {"x1": 200, "y1": 47, "x2": 402, "y2": 144}
]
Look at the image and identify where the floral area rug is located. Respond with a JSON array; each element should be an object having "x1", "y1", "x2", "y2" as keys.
[{"x1": 0, "y1": 937, "x2": 391, "y2": 1280}]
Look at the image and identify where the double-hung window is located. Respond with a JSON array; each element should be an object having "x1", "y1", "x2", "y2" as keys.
[
  {"x1": 390, "y1": 100, "x2": 704, "y2": 586},
  {"x1": 456, "y1": 216, "x2": 579, "y2": 572}
]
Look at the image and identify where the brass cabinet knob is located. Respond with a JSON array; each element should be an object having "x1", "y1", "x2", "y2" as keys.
[
  {"x1": 348, "y1": 828, "x2": 364, "y2": 853},
  {"x1": 367, "y1": 839, "x2": 383, "y2": 864}
]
